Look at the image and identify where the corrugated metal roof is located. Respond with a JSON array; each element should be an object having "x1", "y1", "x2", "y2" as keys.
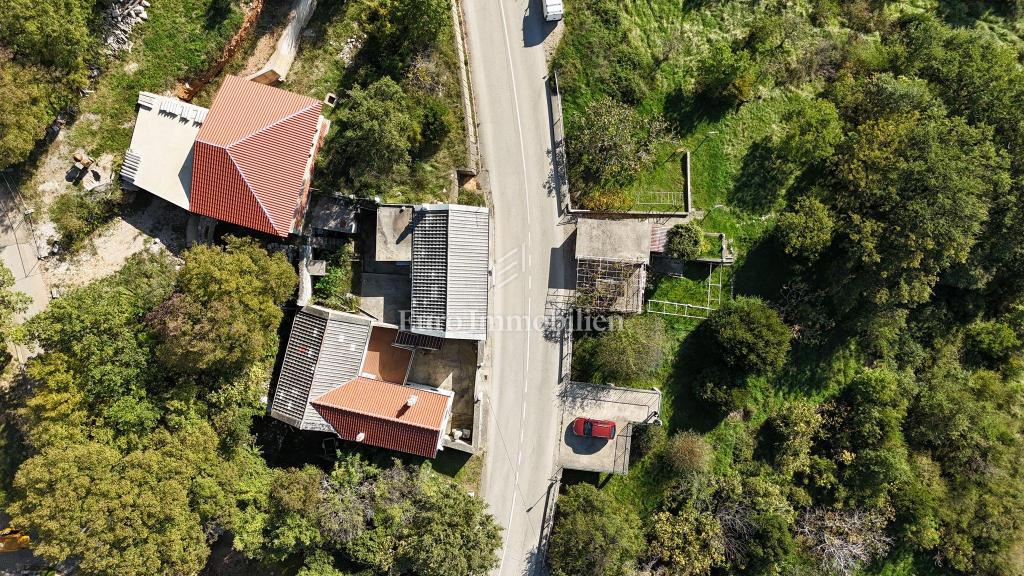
[
  {"x1": 409, "y1": 205, "x2": 489, "y2": 340},
  {"x1": 312, "y1": 377, "x2": 452, "y2": 458},
  {"x1": 410, "y1": 209, "x2": 448, "y2": 335},
  {"x1": 270, "y1": 305, "x2": 372, "y2": 431},
  {"x1": 190, "y1": 75, "x2": 323, "y2": 237}
]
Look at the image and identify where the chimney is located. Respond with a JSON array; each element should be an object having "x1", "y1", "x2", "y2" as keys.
[
  {"x1": 355, "y1": 432, "x2": 365, "y2": 442},
  {"x1": 406, "y1": 395, "x2": 418, "y2": 407}
]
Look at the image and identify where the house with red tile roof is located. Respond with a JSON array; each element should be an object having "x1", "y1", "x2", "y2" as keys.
[
  {"x1": 269, "y1": 305, "x2": 454, "y2": 458},
  {"x1": 313, "y1": 377, "x2": 452, "y2": 459},
  {"x1": 123, "y1": 75, "x2": 329, "y2": 237}
]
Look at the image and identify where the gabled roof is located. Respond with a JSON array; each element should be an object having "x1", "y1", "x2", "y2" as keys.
[
  {"x1": 409, "y1": 204, "x2": 489, "y2": 340},
  {"x1": 190, "y1": 75, "x2": 324, "y2": 237},
  {"x1": 312, "y1": 377, "x2": 452, "y2": 458},
  {"x1": 270, "y1": 306, "x2": 372, "y2": 431}
]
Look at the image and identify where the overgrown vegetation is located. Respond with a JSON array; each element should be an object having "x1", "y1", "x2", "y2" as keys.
[
  {"x1": 554, "y1": 2, "x2": 1024, "y2": 575},
  {"x1": 287, "y1": 0, "x2": 467, "y2": 202},
  {"x1": 313, "y1": 245, "x2": 356, "y2": 311}
]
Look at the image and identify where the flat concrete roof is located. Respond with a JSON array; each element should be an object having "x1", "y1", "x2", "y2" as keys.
[
  {"x1": 376, "y1": 206, "x2": 413, "y2": 262},
  {"x1": 359, "y1": 272, "x2": 411, "y2": 327},
  {"x1": 557, "y1": 382, "x2": 661, "y2": 475},
  {"x1": 575, "y1": 217, "x2": 652, "y2": 263},
  {"x1": 123, "y1": 92, "x2": 206, "y2": 210}
]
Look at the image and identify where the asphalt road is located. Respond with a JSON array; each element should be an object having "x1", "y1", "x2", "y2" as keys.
[{"x1": 461, "y1": 1, "x2": 572, "y2": 575}]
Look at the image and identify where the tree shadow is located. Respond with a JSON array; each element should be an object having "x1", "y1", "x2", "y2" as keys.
[
  {"x1": 936, "y1": 0, "x2": 1021, "y2": 28},
  {"x1": 205, "y1": 0, "x2": 235, "y2": 30},
  {"x1": 732, "y1": 235, "x2": 791, "y2": 302},
  {"x1": 729, "y1": 137, "x2": 789, "y2": 215},
  {"x1": 662, "y1": 86, "x2": 731, "y2": 137},
  {"x1": 665, "y1": 327, "x2": 730, "y2": 434}
]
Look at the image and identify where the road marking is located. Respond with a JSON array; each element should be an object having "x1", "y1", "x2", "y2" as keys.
[{"x1": 493, "y1": 0, "x2": 537, "y2": 570}]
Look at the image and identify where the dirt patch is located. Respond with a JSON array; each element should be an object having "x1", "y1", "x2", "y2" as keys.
[
  {"x1": 237, "y1": 0, "x2": 296, "y2": 76},
  {"x1": 176, "y1": 0, "x2": 267, "y2": 100},
  {"x1": 43, "y1": 195, "x2": 189, "y2": 292}
]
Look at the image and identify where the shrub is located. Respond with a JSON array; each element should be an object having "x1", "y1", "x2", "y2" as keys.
[
  {"x1": 666, "y1": 221, "x2": 706, "y2": 261},
  {"x1": 313, "y1": 247, "x2": 355, "y2": 312},
  {"x1": 630, "y1": 424, "x2": 666, "y2": 462},
  {"x1": 591, "y1": 315, "x2": 667, "y2": 383},
  {"x1": 49, "y1": 190, "x2": 120, "y2": 252},
  {"x1": 663, "y1": 431, "x2": 712, "y2": 476},
  {"x1": 696, "y1": 297, "x2": 792, "y2": 377},
  {"x1": 548, "y1": 484, "x2": 643, "y2": 576},
  {"x1": 419, "y1": 97, "x2": 453, "y2": 152}
]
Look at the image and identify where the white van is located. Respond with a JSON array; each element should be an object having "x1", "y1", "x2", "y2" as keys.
[{"x1": 542, "y1": 0, "x2": 564, "y2": 21}]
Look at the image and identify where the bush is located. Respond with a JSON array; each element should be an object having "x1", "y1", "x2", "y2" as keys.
[
  {"x1": 49, "y1": 190, "x2": 120, "y2": 252},
  {"x1": 591, "y1": 315, "x2": 667, "y2": 383},
  {"x1": 548, "y1": 484, "x2": 643, "y2": 576},
  {"x1": 693, "y1": 40, "x2": 759, "y2": 107},
  {"x1": 663, "y1": 431, "x2": 712, "y2": 476},
  {"x1": 631, "y1": 423, "x2": 667, "y2": 461},
  {"x1": 566, "y1": 96, "x2": 666, "y2": 206},
  {"x1": 696, "y1": 297, "x2": 792, "y2": 377},
  {"x1": 419, "y1": 97, "x2": 453, "y2": 152},
  {"x1": 666, "y1": 221, "x2": 706, "y2": 261},
  {"x1": 313, "y1": 246, "x2": 355, "y2": 312}
]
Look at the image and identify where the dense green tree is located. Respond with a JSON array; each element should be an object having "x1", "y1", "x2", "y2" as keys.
[
  {"x1": 21, "y1": 252, "x2": 177, "y2": 413},
  {"x1": 242, "y1": 456, "x2": 501, "y2": 575},
  {"x1": 760, "y1": 400, "x2": 822, "y2": 477},
  {"x1": 147, "y1": 237, "x2": 295, "y2": 377},
  {"x1": 590, "y1": 314, "x2": 667, "y2": 383},
  {"x1": 775, "y1": 197, "x2": 833, "y2": 261},
  {"x1": 666, "y1": 221, "x2": 707, "y2": 261},
  {"x1": 0, "y1": 0, "x2": 92, "y2": 73},
  {"x1": 0, "y1": 60, "x2": 72, "y2": 169},
  {"x1": 648, "y1": 507, "x2": 726, "y2": 576},
  {"x1": 828, "y1": 368, "x2": 912, "y2": 504},
  {"x1": 396, "y1": 466, "x2": 502, "y2": 576},
  {"x1": 10, "y1": 440, "x2": 207, "y2": 576},
  {"x1": 962, "y1": 320, "x2": 1020, "y2": 370},
  {"x1": 823, "y1": 75, "x2": 1009, "y2": 339},
  {"x1": 548, "y1": 483, "x2": 644, "y2": 576},
  {"x1": 693, "y1": 40, "x2": 759, "y2": 107},
  {"x1": 337, "y1": 78, "x2": 419, "y2": 193},
  {"x1": 775, "y1": 98, "x2": 843, "y2": 171},
  {"x1": 0, "y1": 262, "x2": 30, "y2": 347},
  {"x1": 363, "y1": 0, "x2": 450, "y2": 75}
]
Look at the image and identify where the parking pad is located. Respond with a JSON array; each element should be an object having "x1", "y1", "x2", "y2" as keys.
[{"x1": 556, "y1": 382, "x2": 661, "y2": 475}]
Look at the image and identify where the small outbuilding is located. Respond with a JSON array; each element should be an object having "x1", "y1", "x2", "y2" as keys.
[{"x1": 574, "y1": 217, "x2": 651, "y2": 314}]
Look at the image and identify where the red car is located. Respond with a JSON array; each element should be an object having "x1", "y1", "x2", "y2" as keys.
[{"x1": 572, "y1": 417, "x2": 617, "y2": 439}]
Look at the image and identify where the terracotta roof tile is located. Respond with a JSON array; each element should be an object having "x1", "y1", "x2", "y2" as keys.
[
  {"x1": 312, "y1": 377, "x2": 451, "y2": 458},
  {"x1": 190, "y1": 75, "x2": 323, "y2": 236},
  {"x1": 361, "y1": 327, "x2": 413, "y2": 384}
]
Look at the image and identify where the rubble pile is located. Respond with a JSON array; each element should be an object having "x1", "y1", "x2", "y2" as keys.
[{"x1": 103, "y1": 0, "x2": 151, "y2": 54}]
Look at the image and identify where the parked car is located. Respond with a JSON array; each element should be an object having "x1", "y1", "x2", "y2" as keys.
[
  {"x1": 572, "y1": 417, "x2": 616, "y2": 439},
  {"x1": 542, "y1": 0, "x2": 564, "y2": 22}
]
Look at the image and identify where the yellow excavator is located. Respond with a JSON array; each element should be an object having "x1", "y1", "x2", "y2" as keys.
[{"x1": 0, "y1": 527, "x2": 30, "y2": 552}]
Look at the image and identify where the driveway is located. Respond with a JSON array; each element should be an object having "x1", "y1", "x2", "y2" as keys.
[{"x1": 461, "y1": 0, "x2": 570, "y2": 574}]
